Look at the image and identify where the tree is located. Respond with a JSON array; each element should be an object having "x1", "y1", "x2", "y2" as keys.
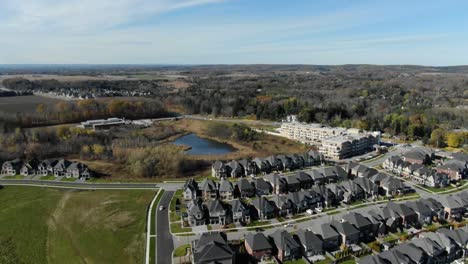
[
  {"x1": 91, "y1": 144, "x2": 105, "y2": 156},
  {"x1": 430, "y1": 128, "x2": 446, "y2": 148},
  {"x1": 446, "y1": 132, "x2": 464, "y2": 148},
  {"x1": 36, "y1": 103, "x2": 46, "y2": 114}
]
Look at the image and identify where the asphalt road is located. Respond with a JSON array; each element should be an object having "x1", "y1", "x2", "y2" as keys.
[
  {"x1": 156, "y1": 190, "x2": 174, "y2": 264},
  {"x1": 0, "y1": 179, "x2": 159, "y2": 189}
]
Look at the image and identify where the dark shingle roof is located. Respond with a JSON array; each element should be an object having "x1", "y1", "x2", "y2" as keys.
[{"x1": 245, "y1": 233, "x2": 272, "y2": 251}]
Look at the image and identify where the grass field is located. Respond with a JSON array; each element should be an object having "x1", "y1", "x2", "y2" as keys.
[
  {"x1": 0, "y1": 95, "x2": 63, "y2": 114},
  {"x1": 0, "y1": 186, "x2": 154, "y2": 264}
]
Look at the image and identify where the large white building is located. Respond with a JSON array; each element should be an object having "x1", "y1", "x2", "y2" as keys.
[{"x1": 278, "y1": 116, "x2": 380, "y2": 160}]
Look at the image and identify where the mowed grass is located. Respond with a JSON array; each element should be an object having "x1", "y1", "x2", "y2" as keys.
[{"x1": 0, "y1": 186, "x2": 155, "y2": 264}]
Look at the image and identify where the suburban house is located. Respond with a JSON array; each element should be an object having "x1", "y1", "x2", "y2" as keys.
[
  {"x1": 226, "y1": 160, "x2": 244, "y2": 178},
  {"x1": 411, "y1": 237, "x2": 445, "y2": 263},
  {"x1": 264, "y1": 173, "x2": 287, "y2": 194},
  {"x1": 337, "y1": 180, "x2": 365, "y2": 204},
  {"x1": 187, "y1": 200, "x2": 207, "y2": 226},
  {"x1": 440, "y1": 194, "x2": 466, "y2": 220},
  {"x1": 183, "y1": 178, "x2": 199, "y2": 201},
  {"x1": 315, "y1": 223, "x2": 341, "y2": 251},
  {"x1": 270, "y1": 230, "x2": 302, "y2": 262},
  {"x1": 379, "y1": 206, "x2": 403, "y2": 233},
  {"x1": 66, "y1": 162, "x2": 91, "y2": 179},
  {"x1": 343, "y1": 212, "x2": 374, "y2": 242},
  {"x1": 361, "y1": 211, "x2": 387, "y2": 237},
  {"x1": 386, "y1": 202, "x2": 418, "y2": 228},
  {"x1": 236, "y1": 178, "x2": 255, "y2": 198},
  {"x1": 270, "y1": 195, "x2": 294, "y2": 216},
  {"x1": 244, "y1": 233, "x2": 272, "y2": 261},
  {"x1": 284, "y1": 176, "x2": 301, "y2": 192},
  {"x1": 380, "y1": 176, "x2": 406, "y2": 197},
  {"x1": 312, "y1": 185, "x2": 336, "y2": 208},
  {"x1": 251, "y1": 197, "x2": 276, "y2": 220},
  {"x1": 252, "y1": 178, "x2": 272, "y2": 196},
  {"x1": 309, "y1": 169, "x2": 326, "y2": 186},
  {"x1": 295, "y1": 171, "x2": 313, "y2": 189},
  {"x1": 37, "y1": 159, "x2": 58, "y2": 176},
  {"x1": 20, "y1": 158, "x2": 40, "y2": 176},
  {"x1": 218, "y1": 179, "x2": 234, "y2": 200},
  {"x1": 277, "y1": 155, "x2": 294, "y2": 171},
  {"x1": 353, "y1": 177, "x2": 379, "y2": 199},
  {"x1": 252, "y1": 158, "x2": 271, "y2": 175},
  {"x1": 266, "y1": 155, "x2": 283, "y2": 172},
  {"x1": 1, "y1": 159, "x2": 22, "y2": 176},
  {"x1": 53, "y1": 159, "x2": 72, "y2": 177},
  {"x1": 206, "y1": 199, "x2": 228, "y2": 225},
  {"x1": 201, "y1": 179, "x2": 218, "y2": 200},
  {"x1": 421, "y1": 232, "x2": 462, "y2": 263},
  {"x1": 212, "y1": 161, "x2": 227, "y2": 178},
  {"x1": 331, "y1": 220, "x2": 361, "y2": 246},
  {"x1": 228, "y1": 199, "x2": 250, "y2": 224},
  {"x1": 437, "y1": 160, "x2": 468, "y2": 181},
  {"x1": 406, "y1": 200, "x2": 434, "y2": 226},
  {"x1": 296, "y1": 229, "x2": 324, "y2": 257},
  {"x1": 192, "y1": 232, "x2": 234, "y2": 264},
  {"x1": 402, "y1": 147, "x2": 435, "y2": 165},
  {"x1": 421, "y1": 198, "x2": 445, "y2": 220},
  {"x1": 438, "y1": 228, "x2": 468, "y2": 253},
  {"x1": 239, "y1": 159, "x2": 257, "y2": 176}
]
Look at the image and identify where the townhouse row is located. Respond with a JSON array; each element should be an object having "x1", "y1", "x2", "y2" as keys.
[{"x1": 1, "y1": 158, "x2": 93, "y2": 179}]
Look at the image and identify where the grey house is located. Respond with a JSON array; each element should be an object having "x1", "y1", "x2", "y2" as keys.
[
  {"x1": 212, "y1": 161, "x2": 227, "y2": 178},
  {"x1": 411, "y1": 237, "x2": 445, "y2": 263},
  {"x1": 312, "y1": 185, "x2": 336, "y2": 208},
  {"x1": 201, "y1": 179, "x2": 218, "y2": 200},
  {"x1": 206, "y1": 199, "x2": 228, "y2": 225},
  {"x1": 228, "y1": 199, "x2": 250, "y2": 224},
  {"x1": 245, "y1": 232, "x2": 272, "y2": 260},
  {"x1": 251, "y1": 197, "x2": 276, "y2": 220},
  {"x1": 295, "y1": 171, "x2": 313, "y2": 189},
  {"x1": 421, "y1": 198, "x2": 445, "y2": 220},
  {"x1": 343, "y1": 212, "x2": 374, "y2": 241},
  {"x1": 270, "y1": 195, "x2": 294, "y2": 216},
  {"x1": 265, "y1": 173, "x2": 287, "y2": 194},
  {"x1": 236, "y1": 178, "x2": 255, "y2": 198},
  {"x1": 218, "y1": 179, "x2": 234, "y2": 200},
  {"x1": 309, "y1": 169, "x2": 326, "y2": 186},
  {"x1": 187, "y1": 200, "x2": 206, "y2": 226},
  {"x1": 183, "y1": 178, "x2": 199, "y2": 201},
  {"x1": 387, "y1": 202, "x2": 418, "y2": 228},
  {"x1": 1, "y1": 159, "x2": 22, "y2": 176},
  {"x1": 53, "y1": 159, "x2": 72, "y2": 177},
  {"x1": 406, "y1": 200, "x2": 434, "y2": 226},
  {"x1": 252, "y1": 178, "x2": 272, "y2": 196},
  {"x1": 296, "y1": 229, "x2": 323, "y2": 257},
  {"x1": 354, "y1": 177, "x2": 379, "y2": 199},
  {"x1": 66, "y1": 162, "x2": 91, "y2": 179},
  {"x1": 253, "y1": 158, "x2": 271, "y2": 175},
  {"x1": 331, "y1": 220, "x2": 361, "y2": 246},
  {"x1": 284, "y1": 176, "x2": 301, "y2": 193},
  {"x1": 20, "y1": 158, "x2": 40, "y2": 176},
  {"x1": 239, "y1": 159, "x2": 257, "y2": 176},
  {"x1": 315, "y1": 223, "x2": 341, "y2": 251},
  {"x1": 270, "y1": 230, "x2": 302, "y2": 262},
  {"x1": 37, "y1": 159, "x2": 58, "y2": 176},
  {"x1": 192, "y1": 232, "x2": 233, "y2": 264}
]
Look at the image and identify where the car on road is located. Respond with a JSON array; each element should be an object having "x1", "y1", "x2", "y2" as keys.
[
  {"x1": 159, "y1": 206, "x2": 165, "y2": 211},
  {"x1": 283, "y1": 223, "x2": 293, "y2": 228},
  {"x1": 306, "y1": 209, "x2": 314, "y2": 215}
]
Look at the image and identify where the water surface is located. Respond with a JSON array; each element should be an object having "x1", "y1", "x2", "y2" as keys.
[{"x1": 172, "y1": 133, "x2": 236, "y2": 155}]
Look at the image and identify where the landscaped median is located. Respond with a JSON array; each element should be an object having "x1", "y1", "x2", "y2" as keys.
[{"x1": 148, "y1": 189, "x2": 163, "y2": 264}]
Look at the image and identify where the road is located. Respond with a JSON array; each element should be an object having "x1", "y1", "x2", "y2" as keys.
[
  {"x1": 156, "y1": 191, "x2": 175, "y2": 264},
  {"x1": 0, "y1": 179, "x2": 161, "y2": 190}
]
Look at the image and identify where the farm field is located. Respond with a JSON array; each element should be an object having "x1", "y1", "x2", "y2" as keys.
[
  {"x1": 0, "y1": 95, "x2": 63, "y2": 114},
  {"x1": 0, "y1": 186, "x2": 154, "y2": 264}
]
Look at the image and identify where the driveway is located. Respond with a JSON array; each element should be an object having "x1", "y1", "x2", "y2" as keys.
[{"x1": 156, "y1": 190, "x2": 174, "y2": 264}]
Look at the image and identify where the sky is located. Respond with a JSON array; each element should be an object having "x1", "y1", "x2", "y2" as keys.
[{"x1": 0, "y1": 0, "x2": 467, "y2": 65}]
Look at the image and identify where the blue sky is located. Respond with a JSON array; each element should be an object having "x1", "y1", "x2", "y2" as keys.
[{"x1": 0, "y1": 0, "x2": 467, "y2": 65}]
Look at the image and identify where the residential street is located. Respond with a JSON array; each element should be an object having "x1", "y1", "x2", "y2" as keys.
[{"x1": 156, "y1": 191, "x2": 175, "y2": 264}]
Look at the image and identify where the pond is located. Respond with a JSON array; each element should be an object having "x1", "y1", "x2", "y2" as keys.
[{"x1": 172, "y1": 133, "x2": 236, "y2": 155}]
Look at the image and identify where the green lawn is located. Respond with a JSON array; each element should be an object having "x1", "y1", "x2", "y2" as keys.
[
  {"x1": 173, "y1": 244, "x2": 190, "y2": 257},
  {"x1": 170, "y1": 223, "x2": 192, "y2": 233},
  {"x1": 314, "y1": 257, "x2": 333, "y2": 264},
  {"x1": 40, "y1": 175, "x2": 57, "y2": 180},
  {"x1": 3, "y1": 175, "x2": 25, "y2": 179},
  {"x1": 0, "y1": 186, "x2": 154, "y2": 264}
]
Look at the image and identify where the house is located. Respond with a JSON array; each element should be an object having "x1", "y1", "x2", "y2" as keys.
[
  {"x1": 440, "y1": 195, "x2": 466, "y2": 220},
  {"x1": 315, "y1": 223, "x2": 341, "y2": 251},
  {"x1": 287, "y1": 190, "x2": 321, "y2": 213},
  {"x1": 251, "y1": 197, "x2": 276, "y2": 220},
  {"x1": 1, "y1": 159, "x2": 22, "y2": 176},
  {"x1": 406, "y1": 200, "x2": 434, "y2": 226},
  {"x1": 284, "y1": 176, "x2": 301, "y2": 192},
  {"x1": 212, "y1": 161, "x2": 227, "y2": 178},
  {"x1": 201, "y1": 179, "x2": 218, "y2": 200},
  {"x1": 53, "y1": 159, "x2": 71, "y2": 177},
  {"x1": 239, "y1": 159, "x2": 257, "y2": 176},
  {"x1": 411, "y1": 237, "x2": 446, "y2": 263},
  {"x1": 183, "y1": 178, "x2": 199, "y2": 201},
  {"x1": 244, "y1": 233, "x2": 272, "y2": 260},
  {"x1": 277, "y1": 155, "x2": 294, "y2": 171},
  {"x1": 438, "y1": 228, "x2": 468, "y2": 252},
  {"x1": 66, "y1": 162, "x2": 91, "y2": 179},
  {"x1": 266, "y1": 155, "x2": 283, "y2": 172},
  {"x1": 264, "y1": 173, "x2": 287, "y2": 194},
  {"x1": 289, "y1": 154, "x2": 305, "y2": 169},
  {"x1": 392, "y1": 243, "x2": 427, "y2": 264},
  {"x1": 421, "y1": 232, "x2": 462, "y2": 262},
  {"x1": 295, "y1": 171, "x2": 313, "y2": 189},
  {"x1": 270, "y1": 195, "x2": 294, "y2": 216},
  {"x1": 353, "y1": 177, "x2": 379, "y2": 199},
  {"x1": 359, "y1": 254, "x2": 392, "y2": 264},
  {"x1": 330, "y1": 220, "x2": 361, "y2": 246},
  {"x1": 252, "y1": 178, "x2": 272, "y2": 196},
  {"x1": 187, "y1": 200, "x2": 206, "y2": 226},
  {"x1": 296, "y1": 229, "x2": 323, "y2": 257},
  {"x1": 380, "y1": 176, "x2": 406, "y2": 197},
  {"x1": 321, "y1": 166, "x2": 347, "y2": 183},
  {"x1": 192, "y1": 232, "x2": 233, "y2": 264},
  {"x1": 20, "y1": 158, "x2": 40, "y2": 176},
  {"x1": 270, "y1": 230, "x2": 302, "y2": 262},
  {"x1": 361, "y1": 211, "x2": 386, "y2": 237},
  {"x1": 228, "y1": 199, "x2": 250, "y2": 224},
  {"x1": 373, "y1": 247, "x2": 414, "y2": 264},
  {"x1": 252, "y1": 158, "x2": 271, "y2": 175},
  {"x1": 338, "y1": 180, "x2": 365, "y2": 203},
  {"x1": 226, "y1": 160, "x2": 244, "y2": 178},
  {"x1": 326, "y1": 183, "x2": 345, "y2": 204},
  {"x1": 307, "y1": 150, "x2": 325, "y2": 166},
  {"x1": 309, "y1": 169, "x2": 326, "y2": 186},
  {"x1": 387, "y1": 202, "x2": 418, "y2": 228},
  {"x1": 403, "y1": 147, "x2": 435, "y2": 165},
  {"x1": 37, "y1": 159, "x2": 57, "y2": 176},
  {"x1": 312, "y1": 185, "x2": 336, "y2": 208},
  {"x1": 379, "y1": 206, "x2": 403, "y2": 233},
  {"x1": 437, "y1": 160, "x2": 468, "y2": 181},
  {"x1": 218, "y1": 179, "x2": 234, "y2": 200},
  {"x1": 236, "y1": 178, "x2": 255, "y2": 198},
  {"x1": 421, "y1": 198, "x2": 445, "y2": 220},
  {"x1": 206, "y1": 199, "x2": 228, "y2": 225},
  {"x1": 343, "y1": 212, "x2": 374, "y2": 241},
  {"x1": 383, "y1": 156, "x2": 403, "y2": 172}
]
